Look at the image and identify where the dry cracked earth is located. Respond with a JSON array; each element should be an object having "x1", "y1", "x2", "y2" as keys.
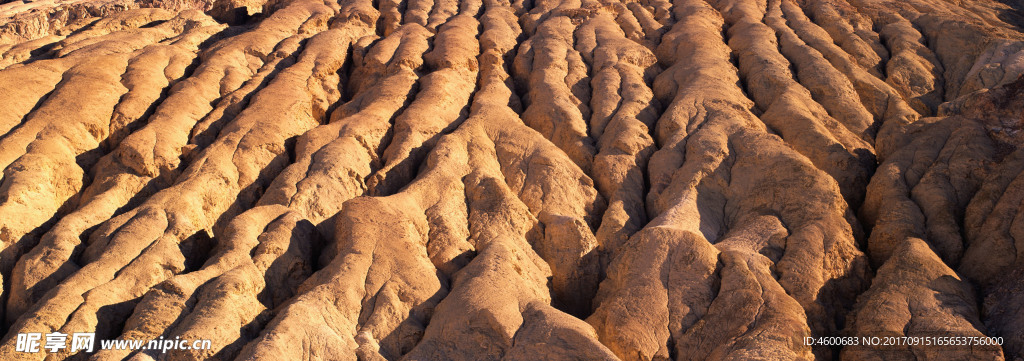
[{"x1": 0, "y1": 0, "x2": 1022, "y2": 358}]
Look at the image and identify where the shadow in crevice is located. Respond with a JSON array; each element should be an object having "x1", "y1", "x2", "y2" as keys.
[
  {"x1": 211, "y1": 133, "x2": 302, "y2": 236},
  {"x1": 256, "y1": 217, "x2": 321, "y2": 309},
  {"x1": 208, "y1": 308, "x2": 273, "y2": 360},
  {"x1": 818, "y1": 257, "x2": 874, "y2": 358},
  {"x1": 0, "y1": 77, "x2": 59, "y2": 145},
  {"x1": 993, "y1": 0, "x2": 1024, "y2": 32},
  {"x1": 187, "y1": 37, "x2": 307, "y2": 151},
  {"x1": 91, "y1": 298, "x2": 142, "y2": 346},
  {"x1": 179, "y1": 230, "x2": 216, "y2": 274},
  {"x1": 0, "y1": 169, "x2": 89, "y2": 333},
  {"x1": 373, "y1": 275, "x2": 449, "y2": 358}
]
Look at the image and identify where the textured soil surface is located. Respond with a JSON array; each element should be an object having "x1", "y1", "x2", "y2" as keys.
[{"x1": 0, "y1": 0, "x2": 1022, "y2": 359}]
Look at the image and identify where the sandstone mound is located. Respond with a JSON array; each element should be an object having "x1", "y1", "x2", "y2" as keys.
[{"x1": 0, "y1": 0, "x2": 1021, "y2": 359}]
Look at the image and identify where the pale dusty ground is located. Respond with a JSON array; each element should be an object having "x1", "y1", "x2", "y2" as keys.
[{"x1": 0, "y1": 0, "x2": 1022, "y2": 360}]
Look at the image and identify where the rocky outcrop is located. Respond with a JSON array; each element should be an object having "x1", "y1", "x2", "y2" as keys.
[{"x1": 0, "y1": 0, "x2": 1021, "y2": 359}]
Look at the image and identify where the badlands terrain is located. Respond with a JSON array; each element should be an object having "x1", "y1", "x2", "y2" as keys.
[{"x1": 0, "y1": 0, "x2": 1022, "y2": 358}]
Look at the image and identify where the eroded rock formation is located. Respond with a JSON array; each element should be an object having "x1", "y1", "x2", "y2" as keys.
[{"x1": 0, "y1": 0, "x2": 1021, "y2": 359}]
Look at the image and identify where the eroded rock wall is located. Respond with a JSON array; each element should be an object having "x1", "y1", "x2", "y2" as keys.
[{"x1": 0, "y1": 0, "x2": 1021, "y2": 359}]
